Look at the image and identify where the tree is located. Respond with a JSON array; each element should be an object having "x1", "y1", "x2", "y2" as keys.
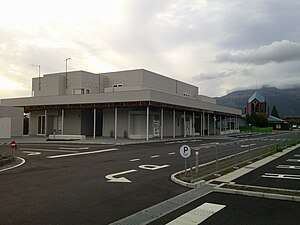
[
  {"x1": 246, "y1": 112, "x2": 268, "y2": 127},
  {"x1": 271, "y1": 105, "x2": 279, "y2": 118}
]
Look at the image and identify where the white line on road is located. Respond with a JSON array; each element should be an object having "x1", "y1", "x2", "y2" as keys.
[
  {"x1": 20, "y1": 148, "x2": 78, "y2": 153},
  {"x1": 59, "y1": 147, "x2": 89, "y2": 150},
  {"x1": 129, "y1": 158, "x2": 141, "y2": 162},
  {"x1": 294, "y1": 155, "x2": 300, "y2": 157},
  {"x1": 150, "y1": 155, "x2": 160, "y2": 158},
  {"x1": 166, "y1": 203, "x2": 226, "y2": 225},
  {"x1": 262, "y1": 173, "x2": 300, "y2": 180},
  {"x1": 277, "y1": 165, "x2": 300, "y2": 170},
  {"x1": 47, "y1": 148, "x2": 118, "y2": 159},
  {"x1": 287, "y1": 159, "x2": 300, "y2": 162},
  {"x1": 168, "y1": 152, "x2": 176, "y2": 155}
]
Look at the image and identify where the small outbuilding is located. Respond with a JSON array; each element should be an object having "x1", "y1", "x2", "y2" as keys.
[{"x1": 0, "y1": 106, "x2": 24, "y2": 138}]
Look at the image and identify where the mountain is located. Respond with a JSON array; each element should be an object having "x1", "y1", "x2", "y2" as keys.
[{"x1": 216, "y1": 87, "x2": 300, "y2": 117}]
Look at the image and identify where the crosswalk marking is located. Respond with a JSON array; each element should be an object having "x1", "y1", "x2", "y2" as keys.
[{"x1": 166, "y1": 203, "x2": 226, "y2": 225}]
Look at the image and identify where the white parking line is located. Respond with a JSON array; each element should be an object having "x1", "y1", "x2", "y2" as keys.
[
  {"x1": 168, "y1": 152, "x2": 176, "y2": 155},
  {"x1": 262, "y1": 173, "x2": 300, "y2": 180},
  {"x1": 166, "y1": 203, "x2": 226, "y2": 225},
  {"x1": 129, "y1": 158, "x2": 140, "y2": 162},
  {"x1": 294, "y1": 155, "x2": 300, "y2": 157},
  {"x1": 277, "y1": 165, "x2": 300, "y2": 170},
  {"x1": 287, "y1": 159, "x2": 300, "y2": 162},
  {"x1": 20, "y1": 148, "x2": 78, "y2": 153},
  {"x1": 47, "y1": 148, "x2": 118, "y2": 159},
  {"x1": 150, "y1": 155, "x2": 160, "y2": 158}
]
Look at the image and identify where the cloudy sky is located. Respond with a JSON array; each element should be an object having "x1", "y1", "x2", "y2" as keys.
[{"x1": 1, "y1": 0, "x2": 300, "y2": 98}]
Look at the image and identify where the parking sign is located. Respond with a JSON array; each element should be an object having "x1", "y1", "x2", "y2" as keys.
[{"x1": 180, "y1": 145, "x2": 191, "y2": 158}]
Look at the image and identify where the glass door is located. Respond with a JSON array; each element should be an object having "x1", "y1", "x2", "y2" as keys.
[{"x1": 38, "y1": 115, "x2": 45, "y2": 135}]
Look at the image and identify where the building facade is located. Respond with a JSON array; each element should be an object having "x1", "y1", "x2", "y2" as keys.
[
  {"x1": 0, "y1": 106, "x2": 24, "y2": 138},
  {"x1": 247, "y1": 91, "x2": 267, "y2": 115},
  {"x1": 1, "y1": 69, "x2": 241, "y2": 139}
]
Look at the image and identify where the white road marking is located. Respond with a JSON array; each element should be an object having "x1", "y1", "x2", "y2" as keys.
[
  {"x1": 20, "y1": 148, "x2": 78, "y2": 153},
  {"x1": 138, "y1": 164, "x2": 169, "y2": 170},
  {"x1": 166, "y1": 202, "x2": 226, "y2": 225},
  {"x1": 150, "y1": 155, "x2": 160, "y2": 158},
  {"x1": 129, "y1": 158, "x2": 140, "y2": 162},
  {"x1": 165, "y1": 142, "x2": 176, "y2": 145},
  {"x1": 262, "y1": 173, "x2": 300, "y2": 180},
  {"x1": 47, "y1": 148, "x2": 118, "y2": 159},
  {"x1": 241, "y1": 145, "x2": 249, "y2": 148},
  {"x1": 168, "y1": 152, "x2": 176, "y2": 155},
  {"x1": 287, "y1": 159, "x2": 300, "y2": 162},
  {"x1": 250, "y1": 144, "x2": 256, "y2": 146},
  {"x1": 277, "y1": 165, "x2": 300, "y2": 170},
  {"x1": 105, "y1": 169, "x2": 137, "y2": 183},
  {"x1": 22, "y1": 151, "x2": 41, "y2": 156},
  {"x1": 59, "y1": 147, "x2": 89, "y2": 150},
  {"x1": 294, "y1": 155, "x2": 300, "y2": 157}
]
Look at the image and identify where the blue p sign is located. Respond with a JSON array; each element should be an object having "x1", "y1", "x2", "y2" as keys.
[{"x1": 180, "y1": 145, "x2": 191, "y2": 158}]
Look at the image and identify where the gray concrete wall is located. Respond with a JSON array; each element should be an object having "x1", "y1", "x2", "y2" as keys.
[
  {"x1": 103, "y1": 109, "x2": 115, "y2": 137},
  {"x1": 33, "y1": 75, "x2": 65, "y2": 97},
  {"x1": 0, "y1": 106, "x2": 23, "y2": 136}
]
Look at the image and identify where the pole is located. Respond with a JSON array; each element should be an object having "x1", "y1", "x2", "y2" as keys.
[
  {"x1": 195, "y1": 151, "x2": 199, "y2": 174},
  {"x1": 65, "y1": 58, "x2": 71, "y2": 90}
]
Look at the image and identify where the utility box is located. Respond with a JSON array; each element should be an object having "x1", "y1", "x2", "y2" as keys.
[{"x1": 0, "y1": 117, "x2": 11, "y2": 138}]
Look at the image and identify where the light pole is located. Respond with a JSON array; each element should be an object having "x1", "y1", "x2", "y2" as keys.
[
  {"x1": 30, "y1": 64, "x2": 41, "y2": 90},
  {"x1": 65, "y1": 58, "x2": 71, "y2": 89}
]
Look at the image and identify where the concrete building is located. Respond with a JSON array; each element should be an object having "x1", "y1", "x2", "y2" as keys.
[
  {"x1": 0, "y1": 106, "x2": 24, "y2": 138},
  {"x1": 0, "y1": 69, "x2": 241, "y2": 139}
]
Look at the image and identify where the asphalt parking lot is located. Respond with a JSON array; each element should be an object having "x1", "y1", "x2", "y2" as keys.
[
  {"x1": 150, "y1": 192, "x2": 300, "y2": 225},
  {"x1": 0, "y1": 134, "x2": 299, "y2": 225},
  {"x1": 149, "y1": 145, "x2": 300, "y2": 225},
  {"x1": 234, "y1": 146, "x2": 300, "y2": 190}
]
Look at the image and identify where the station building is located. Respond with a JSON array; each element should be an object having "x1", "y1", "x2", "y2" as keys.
[{"x1": 0, "y1": 69, "x2": 241, "y2": 140}]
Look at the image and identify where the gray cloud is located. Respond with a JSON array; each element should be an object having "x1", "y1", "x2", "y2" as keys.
[{"x1": 216, "y1": 40, "x2": 300, "y2": 65}]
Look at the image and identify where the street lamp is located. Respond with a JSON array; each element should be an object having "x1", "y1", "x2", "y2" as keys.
[{"x1": 65, "y1": 58, "x2": 71, "y2": 89}]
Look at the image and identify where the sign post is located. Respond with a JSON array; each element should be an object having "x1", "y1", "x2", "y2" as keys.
[
  {"x1": 180, "y1": 145, "x2": 191, "y2": 176},
  {"x1": 10, "y1": 140, "x2": 17, "y2": 163}
]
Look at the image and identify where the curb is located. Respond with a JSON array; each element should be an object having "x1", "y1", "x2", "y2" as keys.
[
  {"x1": 0, "y1": 157, "x2": 26, "y2": 173},
  {"x1": 214, "y1": 186, "x2": 300, "y2": 202},
  {"x1": 171, "y1": 171, "x2": 206, "y2": 189}
]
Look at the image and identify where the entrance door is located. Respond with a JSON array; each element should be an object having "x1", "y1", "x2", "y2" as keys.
[{"x1": 38, "y1": 115, "x2": 45, "y2": 135}]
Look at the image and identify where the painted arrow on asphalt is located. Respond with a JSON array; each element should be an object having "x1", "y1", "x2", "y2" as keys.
[{"x1": 105, "y1": 169, "x2": 137, "y2": 183}]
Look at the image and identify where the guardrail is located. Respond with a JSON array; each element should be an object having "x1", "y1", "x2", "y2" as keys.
[{"x1": 177, "y1": 131, "x2": 300, "y2": 183}]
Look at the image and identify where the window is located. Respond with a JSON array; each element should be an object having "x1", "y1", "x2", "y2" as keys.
[
  {"x1": 183, "y1": 93, "x2": 190, "y2": 97},
  {"x1": 85, "y1": 89, "x2": 91, "y2": 94},
  {"x1": 112, "y1": 84, "x2": 123, "y2": 88},
  {"x1": 73, "y1": 88, "x2": 84, "y2": 95}
]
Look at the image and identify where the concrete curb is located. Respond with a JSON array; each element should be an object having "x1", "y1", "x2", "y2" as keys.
[
  {"x1": 0, "y1": 157, "x2": 26, "y2": 173},
  {"x1": 214, "y1": 186, "x2": 300, "y2": 202},
  {"x1": 171, "y1": 171, "x2": 206, "y2": 189}
]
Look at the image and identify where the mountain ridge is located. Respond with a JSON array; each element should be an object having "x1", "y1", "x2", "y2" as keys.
[{"x1": 216, "y1": 87, "x2": 300, "y2": 117}]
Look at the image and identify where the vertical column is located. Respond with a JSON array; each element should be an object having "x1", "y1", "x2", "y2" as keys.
[
  {"x1": 184, "y1": 111, "x2": 186, "y2": 138},
  {"x1": 173, "y1": 109, "x2": 176, "y2": 138},
  {"x1": 61, "y1": 109, "x2": 64, "y2": 135},
  {"x1": 200, "y1": 113, "x2": 202, "y2": 136},
  {"x1": 93, "y1": 108, "x2": 96, "y2": 139},
  {"x1": 146, "y1": 106, "x2": 149, "y2": 141},
  {"x1": 45, "y1": 110, "x2": 47, "y2": 137},
  {"x1": 114, "y1": 108, "x2": 118, "y2": 140},
  {"x1": 220, "y1": 115, "x2": 222, "y2": 135},
  {"x1": 225, "y1": 116, "x2": 227, "y2": 131},
  {"x1": 28, "y1": 112, "x2": 31, "y2": 136},
  {"x1": 229, "y1": 117, "x2": 232, "y2": 130},
  {"x1": 161, "y1": 108, "x2": 164, "y2": 140},
  {"x1": 203, "y1": 111, "x2": 205, "y2": 136},
  {"x1": 192, "y1": 112, "x2": 195, "y2": 137},
  {"x1": 208, "y1": 114, "x2": 210, "y2": 136},
  {"x1": 214, "y1": 115, "x2": 216, "y2": 136},
  {"x1": 236, "y1": 116, "x2": 238, "y2": 130}
]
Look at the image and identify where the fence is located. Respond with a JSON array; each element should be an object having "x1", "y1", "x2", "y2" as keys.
[{"x1": 177, "y1": 131, "x2": 300, "y2": 183}]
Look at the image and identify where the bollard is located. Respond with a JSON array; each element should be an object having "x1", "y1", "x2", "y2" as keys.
[{"x1": 195, "y1": 151, "x2": 199, "y2": 174}]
